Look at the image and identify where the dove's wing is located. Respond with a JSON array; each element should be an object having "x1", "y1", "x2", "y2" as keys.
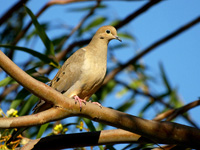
[
  {"x1": 50, "y1": 48, "x2": 86, "y2": 94},
  {"x1": 33, "y1": 48, "x2": 86, "y2": 112}
]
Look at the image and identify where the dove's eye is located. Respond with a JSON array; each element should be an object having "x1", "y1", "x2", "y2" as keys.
[{"x1": 106, "y1": 30, "x2": 111, "y2": 34}]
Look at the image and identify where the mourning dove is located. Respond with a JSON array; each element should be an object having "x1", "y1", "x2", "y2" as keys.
[
  {"x1": 34, "y1": 25, "x2": 121, "y2": 112},
  {"x1": 8, "y1": 26, "x2": 121, "y2": 144}
]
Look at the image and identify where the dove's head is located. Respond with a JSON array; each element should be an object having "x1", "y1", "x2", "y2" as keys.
[{"x1": 94, "y1": 25, "x2": 122, "y2": 43}]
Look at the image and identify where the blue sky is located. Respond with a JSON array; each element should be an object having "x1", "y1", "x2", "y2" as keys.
[{"x1": 1, "y1": 0, "x2": 200, "y2": 149}]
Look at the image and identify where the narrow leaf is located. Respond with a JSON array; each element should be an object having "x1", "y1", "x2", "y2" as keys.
[
  {"x1": 99, "y1": 80, "x2": 116, "y2": 100},
  {"x1": 118, "y1": 32, "x2": 135, "y2": 41},
  {"x1": 159, "y1": 62, "x2": 172, "y2": 92},
  {"x1": 110, "y1": 43, "x2": 129, "y2": 50},
  {"x1": 68, "y1": 4, "x2": 106, "y2": 12},
  {"x1": 24, "y1": 5, "x2": 55, "y2": 56},
  {"x1": 82, "y1": 17, "x2": 107, "y2": 33},
  {"x1": 19, "y1": 95, "x2": 39, "y2": 116},
  {"x1": 10, "y1": 88, "x2": 30, "y2": 109},
  {"x1": 0, "y1": 76, "x2": 16, "y2": 87},
  {"x1": 116, "y1": 87, "x2": 129, "y2": 98},
  {"x1": 110, "y1": 20, "x2": 120, "y2": 27},
  {"x1": 139, "y1": 102, "x2": 154, "y2": 117},
  {"x1": 37, "y1": 123, "x2": 50, "y2": 138},
  {"x1": 0, "y1": 45, "x2": 59, "y2": 68},
  {"x1": 117, "y1": 99, "x2": 135, "y2": 112},
  {"x1": 83, "y1": 118, "x2": 96, "y2": 132}
]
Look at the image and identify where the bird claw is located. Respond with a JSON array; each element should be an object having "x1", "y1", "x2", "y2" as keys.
[
  {"x1": 73, "y1": 96, "x2": 102, "y2": 111},
  {"x1": 89, "y1": 100, "x2": 102, "y2": 108},
  {"x1": 73, "y1": 95, "x2": 86, "y2": 111}
]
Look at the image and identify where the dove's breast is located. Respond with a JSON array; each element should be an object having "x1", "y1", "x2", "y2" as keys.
[{"x1": 77, "y1": 48, "x2": 107, "y2": 99}]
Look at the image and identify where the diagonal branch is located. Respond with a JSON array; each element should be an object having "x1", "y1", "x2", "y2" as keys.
[
  {"x1": 0, "y1": 0, "x2": 28, "y2": 25},
  {"x1": 12, "y1": 0, "x2": 90, "y2": 45},
  {"x1": 1, "y1": 50, "x2": 200, "y2": 148},
  {"x1": 154, "y1": 99, "x2": 200, "y2": 122},
  {"x1": 103, "y1": 16, "x2": 200, "y2": 85},
  {"x1": 55, "y1": 0, "x2": 102, "y2": 58},
  {"x1": 116, "y1": 80, "x2": 199, "y2": 128},
  {"x1": 115, "y1": 0, "x2": 162, "y2": 29},
  {"x1": 56, "y1": 0, "x2": 163, "y2": 62}
]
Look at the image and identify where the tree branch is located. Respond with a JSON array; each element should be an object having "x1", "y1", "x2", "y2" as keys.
[
  {"x1": 22, "y1": 129, "x2": 144, "y2": 150},
  {"x1": 12, "y1": 0, "x2": 91, "y2": 45},
  {"x1": 23, "y1": 100, "x2": 200, "y2": 149},
  {"x1": 115, "y1": 0, "x2": 162, "y2": 29},
  {"x1": 103, "y1": 16, "x2": 200, "y2": 85},
  {"x1": 116, "y1": 80, "x2": 199, "y2": 128},
  {"x1": 56, "y1": 0, "x2": 163, "y2": 62},
  {"x1": 154, "y1": 99, "x2": 200, "y2": 122},
  {"x1": 10, "y1": 0, "x2": 164, "y2": 78},
  {"x1": 0, "y1": 84, "x2": 19, "y2": 102},
  {"x1": 0, "y1": 50, "x2": 200, "y2": 148},
  {"x1": 0, "y1": 0, "x2": 28, "y2": 25}
]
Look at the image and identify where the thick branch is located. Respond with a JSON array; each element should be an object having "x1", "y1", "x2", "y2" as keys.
[
  {"x1": 0, "y1": 50, "x2": 200, "y2": 148},
  {"x1": 22, "y1": 129, "x2": 143, "y2": 150}
]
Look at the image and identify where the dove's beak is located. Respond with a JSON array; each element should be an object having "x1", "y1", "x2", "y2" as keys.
[{"x1": 115, "y1": 36, "x2": 122, "y2": 42}]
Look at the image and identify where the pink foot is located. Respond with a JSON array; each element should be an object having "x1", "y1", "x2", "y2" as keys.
[
  {"x1": 89, "y1": 101, "x2": 102, "y2": 108},
  {"x1": 73, "y1": 95, "x2": 86, "y2": 111}
]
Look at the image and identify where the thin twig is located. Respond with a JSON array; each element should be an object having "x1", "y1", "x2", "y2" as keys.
[
  {"x1": 0, "y1": 84, "x2": 19, "y2": 102},
  {"x1": 0, "y1": 0, "x2": 28, "y2": 25},
  {"x1": 115, "y1": 0, "x2": 162, "y2": 29},
  {"x1": 55, "y1": 0, "x2": 102, "y2": 52},
  {"x1": 166, "y1": 99, "x2": 200, "y2": 121},
  {"x1": 103, "y1": 16, "x2": 200, "y2": 85},
  {"x1": 116, "y1": 80, "x2": 199, "y2": 128}
]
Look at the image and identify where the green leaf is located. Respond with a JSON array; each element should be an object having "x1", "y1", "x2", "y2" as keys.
[
  {"x1": 25, "y1": 23, "x2": 48, "y2": 41},
  {"x1": 116, "y1": 80, "x2": 144, "y2": 98},
  {"x1": 110, "y1": 43, "x2": 129, "y2": 50},
  {"x1": 117, "y1": 32, "x2": 135, "y2": 41},
  {"x1": 0, "y1": 45, "x2": 59, "y2": 68},
  {"x1": 106, "y1": 145, "x2": 116, "y2": 150},
  {"x1": 116, "y1": 99, "x2": 135, "y2": 112},
  {"x1": 19, "y1": 95, "x2": 39, "y2": 116},
  {"x1": 0, "y1": 76, "x2": 16, "y2": 87},
  {"x1": 52, "y1": 34, "x2": 68, "y2": 51},
  {"x1": 169, "y1": 89, "x2": 183, "y2": 107},
  {"x1": 110, "y1": 20, "x2": 120, "y2": 27},
  {"x1": 116, "y1": 87, "x2": 129, "y2": 98},
  {"x1": 10, "y1": 88, "x2": 30, "y2": 109},
  {"x1": 83, "y1": 118, "x2": 96, "y2": 132},
  {"x1": 24, "y1": 5, "x2": 55, "y2": 56},
  {"x1": 138, "y1": 102, "x2": 154, "y2": 118},
  {"x1": 68, "y1": 4, "x2": 106, "y2": 12},
  {"x1": 130, "y1": 80, "x2": 144, "y2": 89},
  {"x1": 159, "y1": 62, "x2": 172, "y2": 93},
  {"x1": 99, "y1": 80, "x2": 116, "y2": 100},
  {"x1": 82, "y1": 17, "x2": 107, "y2": 33},
  {"x1": 34, "y1": 76, "x2": 50, "y2": 83},
  {"x1": 98, "y1": 145, "x2": 104, "y2": 150},
  {"x1": 37, "y1": 123, "x2": 50, "y2": 138}
]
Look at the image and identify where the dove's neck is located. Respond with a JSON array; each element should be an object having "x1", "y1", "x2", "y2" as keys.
[
  {"x1": 86, "y1": 37, "x2": 108, "y2": 65},
  {"x1": 88, "y1": 36, "x2": 109, "y2": 53}
]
